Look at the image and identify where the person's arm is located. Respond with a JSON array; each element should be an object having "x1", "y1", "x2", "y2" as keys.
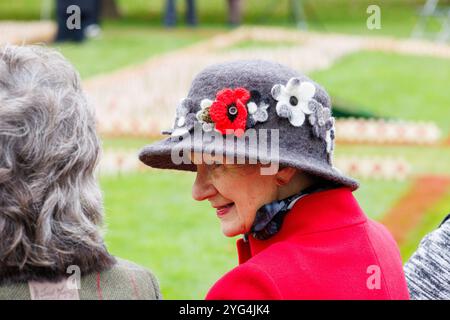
[
  {"x1": 205, "y1": 263, "x2": 282, "y2": 300},
  {"x1": 404, "y1": 214, "x2": 450, "y2": 300}
]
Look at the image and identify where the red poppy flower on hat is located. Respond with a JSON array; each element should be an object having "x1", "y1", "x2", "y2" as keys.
[{"x1": 209, "y1": 88, "x2": 250, "y2": 137}]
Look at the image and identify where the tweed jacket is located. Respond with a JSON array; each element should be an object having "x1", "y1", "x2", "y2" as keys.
[{"x1": 0, "y1": 258, "x2": 161, "y2": 300}]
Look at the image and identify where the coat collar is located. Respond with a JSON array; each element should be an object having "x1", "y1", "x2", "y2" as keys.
[{"x1": 236, "y1": 187, "x2": 367, "y2": 264}]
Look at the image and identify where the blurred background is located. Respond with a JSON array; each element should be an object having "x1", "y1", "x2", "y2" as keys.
[{"x1": 1, "y1": 0, "x2": 449, "y2": 299}]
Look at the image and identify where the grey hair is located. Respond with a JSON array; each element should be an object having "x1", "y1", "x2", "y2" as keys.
[{"x1": 0, "y1": 45, "x2": 115, "y2": 284}]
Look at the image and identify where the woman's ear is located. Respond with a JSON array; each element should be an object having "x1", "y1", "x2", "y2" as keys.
[{"x1": 275, "y1": 167, "x2": 297, "y2": 186}]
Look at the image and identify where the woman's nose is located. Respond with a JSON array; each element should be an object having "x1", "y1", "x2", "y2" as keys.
[{"x1": 192, "y1": 167, "x2": 217, "y2": 201}]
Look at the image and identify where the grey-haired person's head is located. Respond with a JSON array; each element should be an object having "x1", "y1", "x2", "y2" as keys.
[{"x1": 0, "y1": 45, "x2": 114, "y2": 284}]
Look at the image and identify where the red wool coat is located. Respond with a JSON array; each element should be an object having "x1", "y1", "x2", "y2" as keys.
[{"x1": 206, "y1": 187, "x2": 410, "y2": 300}]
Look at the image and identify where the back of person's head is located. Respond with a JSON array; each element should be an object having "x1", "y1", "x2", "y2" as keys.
[{"x1": 0, "y1": 45, "x2": 115, "y2": 285}]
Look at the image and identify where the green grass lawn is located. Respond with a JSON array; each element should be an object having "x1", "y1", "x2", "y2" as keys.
[
  {"x1": 400, "y1": 188, "x2": 450, "y2": 262},
  {"x1": 51, "y1": 21, "x2": 224, "y2": 78},
  {"x1": 310, "y1": 51, "x2": 450, "y2": 136}
]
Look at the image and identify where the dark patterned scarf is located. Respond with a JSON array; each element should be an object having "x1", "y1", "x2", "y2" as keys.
[{"x1": 248, "y1": 184, "x2": 334, "y2": 241}]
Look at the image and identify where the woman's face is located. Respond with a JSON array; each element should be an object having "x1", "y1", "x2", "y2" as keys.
[{"x1": 191, "y1": 155, "x2": 280, "y2": 237}]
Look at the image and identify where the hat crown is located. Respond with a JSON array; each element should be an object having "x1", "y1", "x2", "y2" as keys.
[{"x1": 187, "y1": 60, "x2": 331, "y2": 114}]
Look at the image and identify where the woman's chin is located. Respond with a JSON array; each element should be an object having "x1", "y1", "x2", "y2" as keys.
[
  {"x1": 221, "y1": 225, "x2": 239, "y2": 237},
  {"x1": 220, "y1": 221, "x2": 249, "y2": 237},
  {"x1": 220, "y1": 221, "x2": 242, "y2": 237}
]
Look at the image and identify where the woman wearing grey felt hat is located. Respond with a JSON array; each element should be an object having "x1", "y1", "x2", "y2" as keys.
[{"x1": 139, "y1": 60, "x2": 409, "y2": 300}]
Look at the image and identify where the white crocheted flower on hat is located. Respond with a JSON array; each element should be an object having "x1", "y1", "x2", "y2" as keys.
[{"x1": 271, "y1": 78, "x2": 315, "y2": 127}]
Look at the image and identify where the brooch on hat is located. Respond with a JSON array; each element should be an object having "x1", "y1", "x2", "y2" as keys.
[
  {"x1": 167, "y1": 88, "x2": 270, "y2": 138},
  {"x1": 195, "y1": 88, "x2": 270, "y2": 137}
]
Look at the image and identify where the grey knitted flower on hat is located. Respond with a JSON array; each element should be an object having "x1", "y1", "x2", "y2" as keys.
[
  {"x1": 246, "y1": 90, "x2": 270, "y2": 128},
  {"x1": 166, "y1": 98, "x2": 197, "y2": 137},
  {"x1": 308, "y1": 99, "x2": 336, "y2": 158},
  {"x1": 271, "y1": 78, "x2": 315, "y2": 127},
  {"x1": 195, "y1": 99, "x2": 215, "y2": 132},
  {"x1": 248, "y1": 101, "x2": 269, "y2": 122}
]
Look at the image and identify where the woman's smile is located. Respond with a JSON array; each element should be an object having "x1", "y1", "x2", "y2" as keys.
[{"x1": 214, "y1": 202, "x2": 235, "y2": 217}]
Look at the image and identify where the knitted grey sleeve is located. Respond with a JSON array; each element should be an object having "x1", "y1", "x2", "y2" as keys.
[{"x1": 404, "y1": 215, "x2": 450, "y2": 300}]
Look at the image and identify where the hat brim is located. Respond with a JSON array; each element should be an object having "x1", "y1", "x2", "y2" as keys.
[{"x1": 139, "y1": 133, "x2": 359, "y2": 191}]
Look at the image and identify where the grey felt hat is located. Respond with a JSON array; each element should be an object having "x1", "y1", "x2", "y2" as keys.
[{"x1": 139, "y1": 60, "x2": 359, "y2": 190}]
